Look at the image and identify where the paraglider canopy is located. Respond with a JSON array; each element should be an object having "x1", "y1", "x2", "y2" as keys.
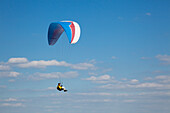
[{"x1": 48, "y1": 21, "x2": 81, "y2": 45}]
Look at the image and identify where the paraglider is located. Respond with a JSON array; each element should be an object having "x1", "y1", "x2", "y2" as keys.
[
  {"x1": 56, "y1": 83, "x2": 67, "y2": 92},
  {"x1": 48, "y1": 20, "x2": 81, "y2": 92},
  {"x1": 48, "y1": 21, "x2": 81, "y2": 45}
]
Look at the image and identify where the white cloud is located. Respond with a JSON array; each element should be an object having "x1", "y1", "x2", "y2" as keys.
[
  {"x1": 16, "y1": 59, "x2": 95, "y2": 70},
  {"x1": 98, "y1": 75, "x2": 111, "y2": 80},
  {"x1": 4, "y1": 98, "x2": 17, "y2": 102},
  {"x1": 156, "y1": 54, "x2": 170, "y2": 64},
  {"x1": 3, "y1": 58, "x2": 96, "y2": 70},
  {"x1": 47, "y1": 87, "x2": 56, "y2": 90},
  {"x1": 84, "y1": 76, "x2": 96, "y2": 81},
  {"x1": 112, "y1": 56, "x2": 117, "y2": 59},
  {"x1": 75, "y1": 99, "x2": 112, "y2": 103},
  {"x1": 30, "y1": 87, "x2": 57, "y2": 91},
  {"x1": 88, "y1": 72, "x2": 98, "y2": 76},
  {"x1": 141, "y1": 57, "x2": 150, "y2": 60},
  {"x1": 84, "y1": 73, "x2": 170, "y2": 90},
  {"x1": 83, "y1": 75, "x2": 118, "y2": 84},
  {"x1": 144, "y1": 75, "x2": 170, "y2": 83},
  {"x1": 8, "y1": 72, "x2": 20, "y2": 77},
  {"x1": 76, "y1": 92, "x2": 112, "y2": 96},
  {"x1": 8, "y1": 58, "x2": 28, "y2": 63},
  {"x1": 0, "y1": 103, "x2": 24, "y2": 107},
  {"x1": 89, "y1": 59, "x2": 96, "y2": 64},
  {"x1": 71, "y1": 63, "x2": 95, "y2": 70},
  {"x1": 0, "y1": 65, "x2": 10, "y2": 70},
  {"x1": 30, "y1": 71, "x2": 79, "y2": 80},
  {"x1": 99, "y1": 82, "x2": 170, "y2": 89},
  {"x1": 114, "y1": 93, "x2": 130, "y2": 97},
  {"x1": 0, "y1": 98, "x2": 25, "y2": 102},
  {"x1": 99, "y1": 84, "x2": 126, "y2": 89},
  {"x1": 17, "y1": 60, "x2": 69, "y2": 68},
  {"x1": 134, "y1": 83, "x2": 163, "y2": 88},
  {"x1": 146, "y1": 13, "x2": 151, "y2": 16},
  {"x1": 138, "y1": 91, "x2": 170, "y2": 96},
  {"x1": 155, "y1": 75, "x2": 168, "y2": 79},
  {"x1": 0, "y1": 71, "x2": 20, "y2": 78},
  {"x1": 83, "y1": 75, "x2": 111, "y2": 81},
  {"x1": 155, "y1": 75, "x2": 170, "y2": 83},
  {"x1": 130, "y1": 79, "x2": 139, "y2": 83}
]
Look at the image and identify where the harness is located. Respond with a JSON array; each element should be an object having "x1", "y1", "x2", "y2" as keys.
[{"x1": 57, "y1": 85, "x2": 62, "y2": 91}]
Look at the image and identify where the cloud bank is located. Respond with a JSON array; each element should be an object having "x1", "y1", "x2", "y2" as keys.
[
  {"x1": 6, "y1": 57, "x2": 95, "y2": 70},
  {"x1": 156, "y1": 54, "x2": 170, "y2": 65},
  {"x1": 30, "y1": 71, "x2": 79, "y2": 80}
]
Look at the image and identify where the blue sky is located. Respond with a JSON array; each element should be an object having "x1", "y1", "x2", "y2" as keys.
[{"x1": 0, "y1": 0, "x2": 170, "y2": 113}]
